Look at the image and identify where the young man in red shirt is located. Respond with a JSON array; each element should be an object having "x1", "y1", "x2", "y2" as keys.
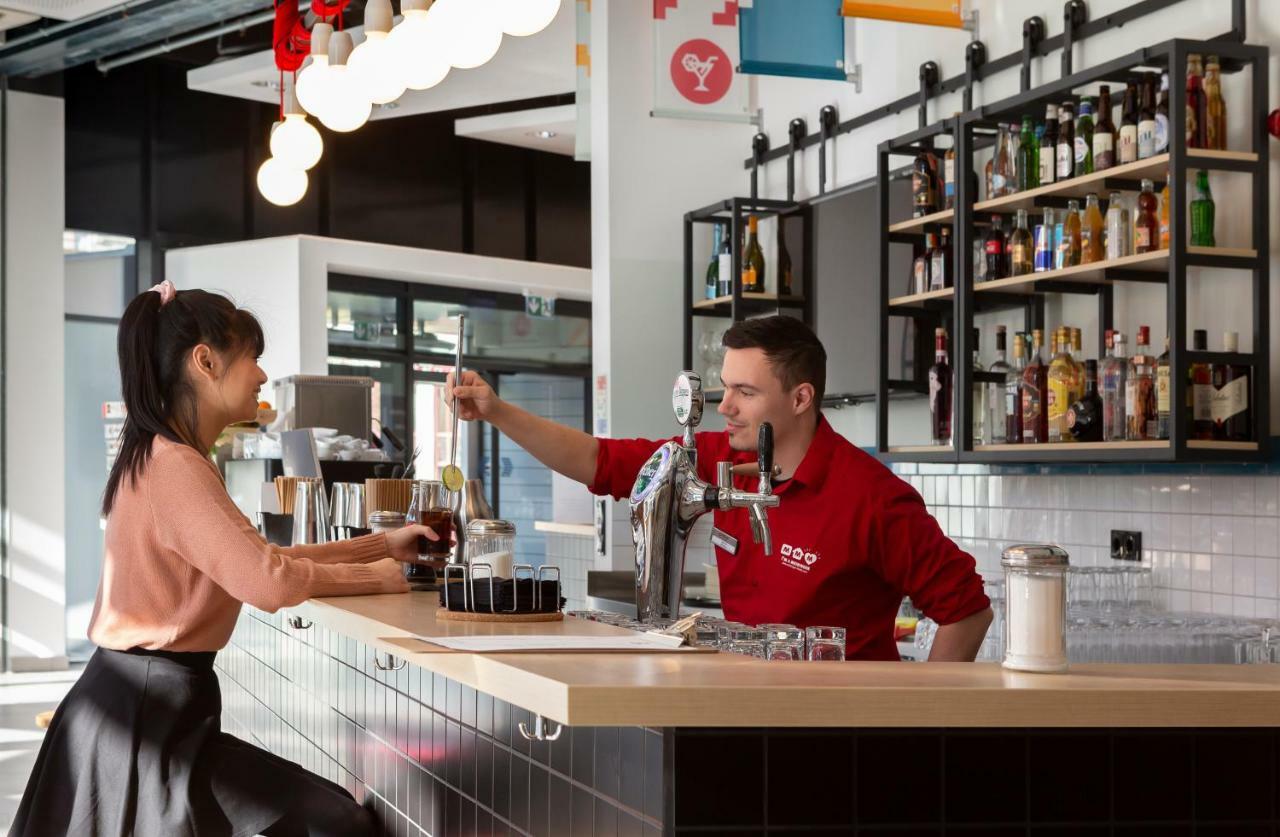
[{"x1": 449, "y1": 316, "x2": 992, "y2": 661}]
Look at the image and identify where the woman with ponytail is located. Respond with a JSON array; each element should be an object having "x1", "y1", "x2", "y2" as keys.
[{"x1": 12, "y1": 281, "x2": 435, "y2": 837}]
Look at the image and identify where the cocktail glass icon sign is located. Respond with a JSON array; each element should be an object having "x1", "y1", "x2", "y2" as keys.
[{"x1": 681, "y1": 51, "x2": 717, "y2": 92}]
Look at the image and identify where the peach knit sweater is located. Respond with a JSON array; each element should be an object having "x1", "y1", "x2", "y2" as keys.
[{"x1": 89, "y1": 435, "x2": 403, "y2": 652}]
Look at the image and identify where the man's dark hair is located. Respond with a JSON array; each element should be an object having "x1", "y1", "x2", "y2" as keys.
[{"x1": 722, "y1": 315, "x2": 826, "y2": 409}]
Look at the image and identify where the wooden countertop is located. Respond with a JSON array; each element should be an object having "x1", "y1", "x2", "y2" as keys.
[{"x1": 286, "y1": 592, "x2": 1280, "y2": 729}]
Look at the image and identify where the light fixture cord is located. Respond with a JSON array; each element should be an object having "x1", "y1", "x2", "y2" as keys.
[{"x1": 278, "y1": 69, "x2": 284, "y2": 121}]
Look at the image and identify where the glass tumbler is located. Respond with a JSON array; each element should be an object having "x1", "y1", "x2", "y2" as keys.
[
  {"x1": 760, "y1": 625, "x2": 804, "y2": 661},
  {"x1": 723, "y1": 627, "x2": 767, "y2": 659},
  {"x1": 805, "y1": 626, "x2": 847, "y2": 661}
]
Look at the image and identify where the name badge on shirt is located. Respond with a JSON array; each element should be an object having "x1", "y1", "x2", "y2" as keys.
[{"x1": 710, "y1": 526, "x2": 739, "y2": 555}]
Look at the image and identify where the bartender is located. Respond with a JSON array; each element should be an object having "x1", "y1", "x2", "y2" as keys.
[{"x1": 450, "y1": 315, "x2": 992, "y2": 661}]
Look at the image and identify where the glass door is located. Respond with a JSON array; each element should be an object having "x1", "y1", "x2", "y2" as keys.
[{"x1": 413, "y1": 364, "x2": 490, "y2": 508}]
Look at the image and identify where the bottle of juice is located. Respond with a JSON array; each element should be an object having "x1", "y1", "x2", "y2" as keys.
[{"x1": 1080, "y1": 193, "x2": 1105, "y2": 264}]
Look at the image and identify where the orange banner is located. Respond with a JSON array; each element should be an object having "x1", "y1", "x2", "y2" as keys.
[{"x1": 841, "y1": 0, "x2": 964, "y2": 29}]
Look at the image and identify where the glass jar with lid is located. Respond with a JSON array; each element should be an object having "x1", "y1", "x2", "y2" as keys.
[
  {"x1": 464, "y1": 519, "x2": 516, "y2": 577},
  {"x1": 1001, "y1": 544, "x2": 1070, "y2": 672}
]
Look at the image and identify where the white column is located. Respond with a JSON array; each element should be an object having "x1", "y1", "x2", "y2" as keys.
[{"x1": 5, "y1": 91, "x2": 68, "y2": 671}]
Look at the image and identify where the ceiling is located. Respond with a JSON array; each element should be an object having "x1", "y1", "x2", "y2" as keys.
[
  {"x1": 454, "y1": 104, "x2": 576, "y2": 156},
  {"x1": 187, "y1": 2, "x2": 576, "y2": 121}
]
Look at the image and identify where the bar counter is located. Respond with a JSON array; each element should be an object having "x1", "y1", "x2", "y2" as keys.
[{"x1": 214, "y1": 592, "x2": 1280, "y2": 835}]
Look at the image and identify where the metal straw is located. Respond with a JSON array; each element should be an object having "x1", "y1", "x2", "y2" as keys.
[{"x1": 449, "y1": 314, "x2": 465, "y2": 471}]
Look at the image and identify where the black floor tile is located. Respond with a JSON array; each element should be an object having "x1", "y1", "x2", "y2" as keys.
[
  {"x1": 573, "y1": 784, "x2": 595, "y2": 837},
  {"x1": 510, "y1": 755, "x2": 530, "y2": 834},
  {"x1": 618, "y1": 811, "x2": 645, "y2": 837},
  {"x1": 572, "y1": 726, "x2": 595, "y2": 786},
  {"x1": 493, "y1": 745, "x2": 511, "y2": 822},
  {"x1": 549, "y1": 774, "x2": 573, "y2": 836},
  {"x1": 460, "y1": 727, "x2": 477, "y2": 799},
  {"x1": 766, "y1": 733, "x2": 853, "y2": 827},
  {"x1": 619, "y1": 727, "x2": 647, "y2": 814},
  {"x1": 857, "y1": 733, "x2": 941, "y2": 825},
  {"x1": 529, "y1": 764, "x2": 550, "y2": 837},
  {"x1": 944, "y1": 733, "x2": 1026, "y2": 824},
  {"x1": 1028, "y1": 732, "x2": 1110, "y2": 823},
  {"x1": 1113, "y1": 732, "x2": 1194, "y2": 822},
  {"x1": 595, "y1": 797, "x2": 620, "y2": 837},
  {"x1": 476, "y1": 737, "x2": 494, "y2": 811},
  {"x1": 550, "y1": 724, "x2": 573, "y2": 776},
  {"x1": 673, "y1": 732, "x2": 765, "y2": 827},
  {"x1": 1197, "y1": 732, "x2": 1275, "y2": 822},
  {"x1": 596, "y1": 727, "x2": 622, "y2": 801},
  {"x1": 644, "y1": 730, "x2": 664, "y2": 823}
]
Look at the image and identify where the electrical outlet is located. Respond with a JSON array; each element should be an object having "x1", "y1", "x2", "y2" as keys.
[{"x1": 1110, "y1": 529, "x2": 1143, "y2": 562}]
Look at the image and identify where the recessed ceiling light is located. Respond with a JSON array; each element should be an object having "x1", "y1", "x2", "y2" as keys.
[
  {"x1": 375, "y1": 101, "x2": 400, "y2": 110},
  {"x1": 251, "y1": 80, "x2": 282, "y2": 91},
  {"x1": 526, "y1": 129, "x2": 558, "y2": 139}
]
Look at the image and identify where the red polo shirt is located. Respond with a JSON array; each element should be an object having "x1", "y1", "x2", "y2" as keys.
[{"x1": 589, "y1": 416, "x2": 990, "y2": 661}]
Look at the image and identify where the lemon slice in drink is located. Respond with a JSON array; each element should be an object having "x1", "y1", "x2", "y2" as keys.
[{"x1": 441, "y1": 463, "x2": 465, "y2": 493}]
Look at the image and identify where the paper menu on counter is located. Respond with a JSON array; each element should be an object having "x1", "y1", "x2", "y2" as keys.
[{"x1": 413, "y1": 633, "x2": 690, "y2": 653}]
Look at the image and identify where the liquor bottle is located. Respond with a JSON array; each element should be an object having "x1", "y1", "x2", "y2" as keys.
[
  {"x1": 1039, "y1": 105, "x2": 1059, "y2": 186},
  {"x1": 1203, "y1": 55, "x2": 1226, "y2": 151},
  {"x1": 742, "y1": 215, "x2": 765, "y2": 292},
  {"x1": 1081, "y1": 193, "x2": 1105, "y2": 263},
  {"x1": 930, "y1": 227, "x2": 952, "y2": 290},
  {"x1": 1070, "y1": 327, "x2": 1086, "y2": 406},
  {"x1": 983, "y1": 218, "x2": 1006, "y2": 282},
  {"x1": 1190, "y1": 329, "x2": 1214, "y2": 439},
  {"x1": 1034, "y1": 208, "x2": 1055, "y2": 273},
  {"x1": 1048, "y1": 327, "x2": 1075, "y2": 442},
  {"x1": 1118, "y1": 83, "x2": 1139, "y2": 164},
  {"x1": 972, "y1": 328, "x2": 986, "y2": 446},
  {"x1": 1067, "y1": 360, "x2": 1104, "y2": 442},
  {"x1": 992, "y1": 125, "x2": 1012, "y2": 198},
  {"x1": 1007, "y1": 123, "x2": 1021, "y2": 193},
  {"x1": 1022, "y1": 328, "x2": 1048, "y2": 444},
  {"x1": 1126, "y1": 325, "x2": 1157, "y2": 441},
  {"x1": 1093, "y1": 85, "x2": 1116, "y2": 171},
  {"x1": 1155, "y1": 73, "x2": 1170, "y2": 154},
  {"x1": 1057, "y1": 200, "x2": 1082, "y2": 269},
  {"x1": 777, "y1": 223, "x2": 794, "y2": 296},
  {"x1": 1075, "y1": 97, "x2": 1095, "y2": 176},
  {"x1": 1156, "y1": 335, "x2": 1171, "y2": 440},
  {"x1": 1105, "y1": 191, "x2": 1130, "y2": 260},
  {"x1": 1056, "y1": 102, "x2": 1076, "y2": 181},
  {"x1": 1133, "y1": 179, "x2": 1159, "y2": 254},
  {"x1": 941, "y1": 145, "x2": 954, "y2": 211},
  {"x1": 929, "y1": 328, "x2": 952, "y2": 446},
  {"x1": 1102, "y1": 330, "x2": 1128, "y2": 441},
  {"x1": 989, "y1": 326, "x2": 1011, "y2": 444},
  {"x1": 1190, "y1": 170, "x2": 1216, "y2": 247},
  {"x1": 705, "y1": 224, "x2": 722, "y2": 299},
  {"x1": 1006, "y1": 333, "x2": 1027, "y2": 443},
  {"x1": 1009, "y1": 209, "x2": 1034, "y2": 276},
  {"x1": 912, "y1": 154, "x2": 937, "y2": 217},
  {"x1": 1212, "y1": 331, "x2": 1250, "y2": 442},
  {"x1": 1159, "y1": 173, "x2": 1171, "y2": 250},
  {"x1": 1137, "y1": 74, "x2": 1158, "y2": 159},
  {"x1": 1186, "y1": 54, "x2": 1207, "y2": 149},
  {"x1": 716, "y1": 224, "x2": 733, "y2": 296},
  {"x1": 1017, "y1": 116, "x2": 1038, "y2": 192},
  {"x1": 913, "y1": 234, "x2": 932, "y2": 295}
]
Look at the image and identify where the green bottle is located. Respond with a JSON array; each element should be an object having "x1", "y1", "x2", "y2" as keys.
[
  {"x1": 1017, "y1": 116, "x2": 1038, "y2": 191},
  {"x1": 1190, "y1": 170, "x2": 1216, "y2": 247},
  {"x1": 1074, "y1": 97, "x2": 1095, "y2": 176}
]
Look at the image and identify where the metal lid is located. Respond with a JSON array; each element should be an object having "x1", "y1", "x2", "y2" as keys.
[
  {"x1": 465, "y1": 518, "x2": 515, "y2": 535},
  {"x1": 368, "y1": 510, "x2": 406, "y2": 524},
  {"x1": 1001, "y1": 544, "x2": 1070, "y2": 567}
]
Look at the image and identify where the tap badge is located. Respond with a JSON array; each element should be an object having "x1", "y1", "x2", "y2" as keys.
[
  {"x1": 780, "y1": 543, "x2": 820, "y2": 574},
  {"x1": 630, "y1": 445, "x2": 673, "y2": 505},
  {"x1": 672, "y1": 374, "x2": 693, "y2": 425}
]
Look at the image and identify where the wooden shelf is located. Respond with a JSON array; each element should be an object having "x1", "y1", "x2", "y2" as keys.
[
  {"x1": 1187, "y1": 246, "x2": 1258, "y2": 260},
  {"x1": 974, "y1": 249, "x2": 1169, "y2": 294},
  {"x1": 692, "y1": 293, "x2": 805, "y2": 310},
  {"x1": 974, "y1": 441, "x2": 1167, "y2": 453},
  {"x1": 887, "y1": 208, "x2": 954, "y2": 234},
  {"x1": 973, "y1": 151, "x2": 1259, "y2": 216},
  {"x1": 887, "y1": 445, "x2": 952, "y2": 454},
  {"x1": 1186, "y1": 440, "x2": 1259, "y2": 451},
  {"x1": 888, "y1": 287, "x2": 954, "y2": 309}
]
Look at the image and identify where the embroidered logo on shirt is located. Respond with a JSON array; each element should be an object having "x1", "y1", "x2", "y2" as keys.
[{"x1": 780, "y1": 543, "x2": 820, "y2": 573}]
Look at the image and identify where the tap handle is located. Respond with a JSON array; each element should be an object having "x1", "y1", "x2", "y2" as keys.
[{"x1": 757, "y1": 422, "x2": 773, "y2": 491}]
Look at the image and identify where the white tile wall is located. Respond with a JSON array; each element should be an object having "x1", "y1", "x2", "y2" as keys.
[{"x1": 894, "y1": 469, "x2": 1280, "y2": 621}]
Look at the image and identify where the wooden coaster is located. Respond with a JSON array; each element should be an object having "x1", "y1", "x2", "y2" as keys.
[{"x1": 435, "y1": 608, "x2": 564, "y2": 623}]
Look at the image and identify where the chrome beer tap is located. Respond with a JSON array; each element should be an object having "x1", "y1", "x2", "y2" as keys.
[{"x1": 630, "y1": 372, "x2": 780, "y2": 622}]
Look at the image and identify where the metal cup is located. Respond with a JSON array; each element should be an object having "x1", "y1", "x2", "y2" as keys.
[
  {"x1": 292, "y1": 479, "x2": 330, "y2": 545},
  {"x1": 329, "y1": 482, "x2": 367, "y2": 538}
]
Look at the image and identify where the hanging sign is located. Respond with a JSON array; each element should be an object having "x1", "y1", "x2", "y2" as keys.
[
  {"x1": 739, "y1": 0, "x2": 846, "y2": 81},
  {"x1": 652, "y1": 0, "x2": 755, "y2": 124},
  {"x1": 841, "y1": 0, "x2": 965, "y2": 29}
]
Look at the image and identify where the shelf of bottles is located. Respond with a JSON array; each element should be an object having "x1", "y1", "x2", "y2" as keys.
[
  {"x1": 877, "y1": 37, "x2": 1269, "y2": 463},
  {"x1": 683, "y1": 197, "x2": 812, "y2": 400}
]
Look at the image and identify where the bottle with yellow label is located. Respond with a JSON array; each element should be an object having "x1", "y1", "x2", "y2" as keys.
[
  {"x1": 741, "y1": 215, "x2": 765, "y2": 293},
  {"x1": 1047, "y1": 327, "x2": 1075, "y2": 442},
  {"x1": 1070, "y1": 327, "x2": 1086, "y2": 405}
]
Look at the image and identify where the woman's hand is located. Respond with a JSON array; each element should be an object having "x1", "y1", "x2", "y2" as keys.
[
  {"x1": 385, "y1": 525, "x2": 439, "y2": 563},
  {"x1": 370, "y1": 558, "x2": 411, "y2": 593}
]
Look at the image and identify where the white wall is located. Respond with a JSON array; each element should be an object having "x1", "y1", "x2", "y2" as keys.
[
  {"x1": 65, "y1": 254, "x2": 126, "y2": 320},
  {"x1": 5, "y1": 91, "x2": 67, "y2": 671}
]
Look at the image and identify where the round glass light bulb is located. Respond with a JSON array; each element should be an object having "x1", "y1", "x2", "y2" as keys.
[
  {"x1": 347, "y1": 31, "x2": 407, "y2": 105},
  {"x1": 256, "y1": 157, "x2": 308, "y2": 207},
  {"x1": 316, "y1": 65, "x2": 373, "y2": 132},
  {"x1": 386, "y1": 10, "x2": 451, "y2": 90},
  {"x1": 497, "y1": 0, "x2": 560, "y2": 36},
  {"x1": 270, "y1": 114, "x2": 323, "y2": 171},
  {"x1": 295, "y1": 55, "x2": 330, "y2": 118},
  {"x1": 434, "y1": 0, "x2": 503, "y2": 69}
]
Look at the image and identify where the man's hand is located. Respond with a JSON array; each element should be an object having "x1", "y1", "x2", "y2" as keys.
[
  {"x1": 448, "y1": 370, "x2": 501, "y2": 421},
  {"x1": 927, "y1": 607, "x2": 994, "y2": 662}
]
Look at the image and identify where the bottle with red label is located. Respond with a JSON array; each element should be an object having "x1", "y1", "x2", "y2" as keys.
[
  {"x1": 1133, "y1": 179, "x2": 1159, "y2": 254},
  {"x1": 929, "y1": 328, "x2": 952, "y2": 446},
  {"x1": 983, "y1": 218, "x2": 1007, "y2": 282}
]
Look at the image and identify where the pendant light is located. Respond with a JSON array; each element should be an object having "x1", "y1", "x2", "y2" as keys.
[
  {"x1": 387, "y1": 0, "x2": 451, "y2": 90},
  {"x1": 347, "y1": 0, "x2": 406, "y2": 105},
  {"x1": 497, "y1": 0, "x2": 561, "y2": 36},
  {"x1": 270, "y1": 89, "x2": 323, "y2": 171},
  {"x1": 295, "y1": 22, "x2": 333, "y2": 118},
  {"x1": 433, "y1": 0, "x2": 503, "y2": 70},
  {"x1": 319, "y1": 29, "x2": 373, "y2": 133},
  {"x1": 257, "y1": 155, "x2": 309, "y2": 207}
]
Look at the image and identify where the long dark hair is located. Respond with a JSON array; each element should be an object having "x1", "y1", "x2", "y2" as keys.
[{"x1": 103, "y1": 286, "x2": 265, "y2": 516}]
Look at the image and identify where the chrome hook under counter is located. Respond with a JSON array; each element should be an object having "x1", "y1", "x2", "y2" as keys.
[
  {"x1": 287, "y1": 615, "x2": 313, "y2": 630},
  {"x1": 517, "y1": 713, "x2": 562, "y2": 742},
  {"x1": 373, "y1": 652, "x2": 407, "y2": 672}
]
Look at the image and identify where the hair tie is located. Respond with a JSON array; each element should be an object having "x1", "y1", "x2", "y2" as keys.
[{"x1": 147, "y1": 280, "x2": 177, "y2": 307}]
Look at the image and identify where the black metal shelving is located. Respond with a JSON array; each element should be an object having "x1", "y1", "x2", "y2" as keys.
[{"x1": 877, "y1": 36, "x2": 1269, "y2": 464}]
